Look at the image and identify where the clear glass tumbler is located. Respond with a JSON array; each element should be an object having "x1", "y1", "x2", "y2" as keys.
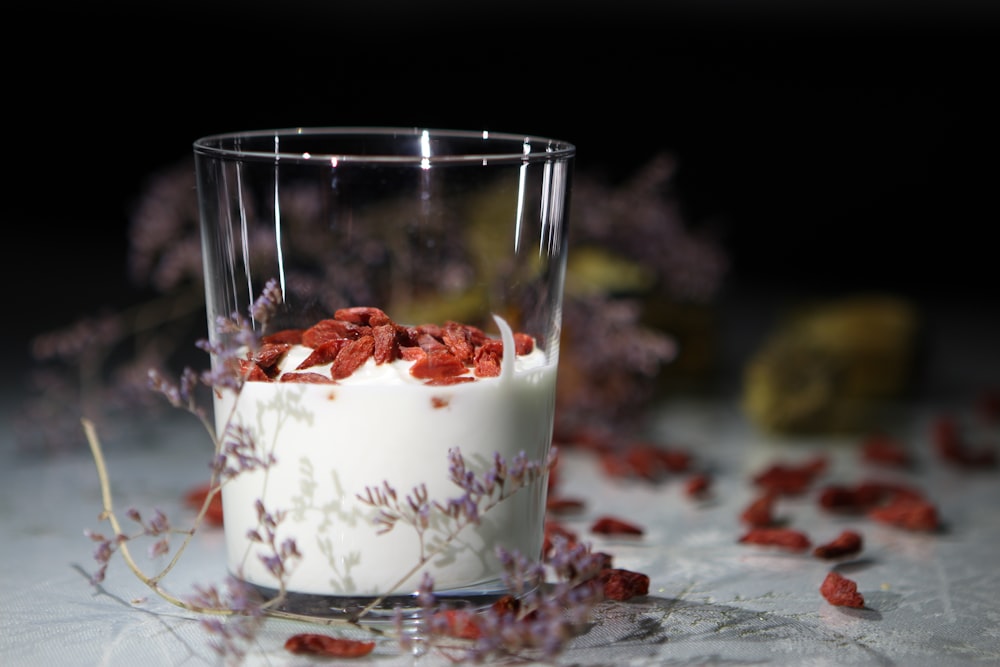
[{"x1": 193, "y1": 127, "x2": 575, "y2": 620}]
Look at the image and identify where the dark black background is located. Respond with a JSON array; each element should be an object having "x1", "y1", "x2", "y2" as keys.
[{"x1": 7, "y1": 1, "x2": 999, "y2": 386}]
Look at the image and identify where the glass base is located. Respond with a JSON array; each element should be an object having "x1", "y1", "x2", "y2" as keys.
[{"x1": 250, "y1": 583, "x2": 512, "y2": 626}]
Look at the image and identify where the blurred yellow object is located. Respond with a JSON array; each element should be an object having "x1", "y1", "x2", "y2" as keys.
[{"x1": 742, "y1": 294, "x2": 919, "y2": 434}]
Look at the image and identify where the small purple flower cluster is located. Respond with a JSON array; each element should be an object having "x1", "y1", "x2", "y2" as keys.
[
  {"x1": 84, "y1": 506, "x2": 174, "y2": 585},
  {"x1": 187, "y1": 576, "x2": 265, "y2": 660}
]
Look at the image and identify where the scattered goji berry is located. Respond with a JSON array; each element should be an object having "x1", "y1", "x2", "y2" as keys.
[
  {"x1": 184, "y1": 483, "x2": 224, "y2": 526},
  {"x1": 597, "y1": 568, "x2": 650, "y2": 601},
  {"x1": 753, "y1": 456, "x2": 828, "y2": 496},
  {"x1": 334, "y1": 306, "x2": 391, "y2": 327},
  {"x1": 590, "y1": 516, "x2": 644, "y2": 536},
  {"x1": 860, "y1": 432, "x2": 911, "y2": 467},
  {"x1": 868, "y1": 495, "x2": 940, "y2": 531},
  {"x1": 543, "y1": 521, "x2": 579, "y2": 556},
  {"x1": 546, "y1": 496, "x2": 586, "y2": 514},
  {"x1": 740, "y1": 492, "x2": 777, "y2": 527},
  {"x1": 738, "y1": 527, "x2": 811, "y2": 551},
  {"x1": 820, "y1": 570, "x2": 865, "y2": 608},
  {"x1": 283, "y1": 633, "x2": 376, "y2": 657},
  {"x1": 931, "y1": 415, "x2": 997, "y2": 468},
  {"x1": 433, "y1": 609, "x2": 483, "y2": 639},
  {"x1": 813, "y1": 530, "x2": 863, "y2": 559},
  {"x1": 685, "y1": 473, "x2": 712, "y2": 498}
]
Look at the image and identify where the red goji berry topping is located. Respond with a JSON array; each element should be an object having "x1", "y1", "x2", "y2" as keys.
[
  {"x1": 820, "y1": 571, "x2": 865, "y2": 608},
  {"x1": 738, "y1": 527, "x2": 812, "y2": 552},
  {"x1": 254, "y1": 309, "x2": 536, "y2": 384},
  {"x1": 334, "y1": 306, "x2": 392, "y2": 327},
  {"x1": 330, "y1": 336, "x2": 375, "y2": 380},
  {"x1": 253, "y1": 343, "x2": 291, "y2": 371},
  {"x1": 813, "y1": 529, "x2": 863, "y2": 559},
  {"x1": 590, "y1": 515, "x2": 644, "y2": 536},
  {"x1": 238, "y1": 359, "x2": 270, "y2": 382},
  {"x1": 295, "y1": 339, "x2": 347, "y2": 370},
  {"x1": 284, "y1": 633, "x2": 375, "y2": 657},
  {"x1": 261, "y1": 328, "x2": 304, "y2": 345},
  {"x1": 279, "y1": 372, "x2": 335, "y2": 384}
]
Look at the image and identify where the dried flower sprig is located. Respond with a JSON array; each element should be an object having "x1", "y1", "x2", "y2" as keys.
[{"x1": 81, "y1": 278, "x2": 294, "y2": 636}]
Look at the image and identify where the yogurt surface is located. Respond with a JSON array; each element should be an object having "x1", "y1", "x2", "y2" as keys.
[{"x1": 214, "y1": 319, "x2": 557, "y2": 597}]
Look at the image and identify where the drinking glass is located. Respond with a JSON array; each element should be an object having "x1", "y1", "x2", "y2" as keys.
[{"x1": 193, "y1": 127, "x2": 575, "y2": 620}]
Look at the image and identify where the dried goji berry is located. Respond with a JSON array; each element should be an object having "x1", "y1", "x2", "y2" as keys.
[
  {"x1": 860, "y1": 432, "x2": 911, "y2": 467},
  {"x1": 253, "y1": 343, "x2": 291, "y2": 371},
  {"x1": 283, "y1": 633, "x2": 375, "y2": 657},
  {"x1": 473, "y1": 340, "x2": 503, "y2": 377},
  {"x1": 543, "y1": 521, "x2": 578, "y2": 556},
  {"x1": 441, "y1": 322, "x2": 475, "y2": 365},
  {"x1": 868, "y1": 495, "x2": 940, "y2": 531},
  {"x1": 738, "y1": 527, "x2": 811, "y2": 551},
  {"x1": 590, "y1": 516, "x2": 644, "y2": 536},
  {"x1": 820, "y1": 571, "x2": 865, "y2": 608},
  {"x1": 410, "y1": 349, "x2": 468, "y2": 380},
  {"x1": 184, "y1": 483, "x2": 224, "y2": 526},
  {"x1": 334, "y1": 306, "x2": 392, "y2": 327},
  {"x1": 330, "y1": 336, "x2": 375, "y2": 380},
  {"x1": 423, "y1": 376, "x2": 476, "y2": 386},
  {"x1": 279, "y1": 372, "x2": 336, "y2": 384},
  {"x1": 295, "y1": 338, "x2": 347, "y2": 370},
  {"x1": 741, "y1": 493, "x2": 777, "y2": 527},
  {"x1": 753, "y1": 456, "x2": 828, "y2": 496},
  {"x1": 597, "y1": 568, "x2": 650, "y2": 601},
  {"x1": 931, "y1": 415, "x2": 997, "y2": 468},
  {"x1": 433, "y1": 609, "x2": 482, "y2": 639},
  {"x1": 238, "y1": 359, "x2": 271, "y2": 382},
  {"x1": 813, "y1": 530, "x2": 863, "y2": 559},
  {"x1": 302, "y1": 318, "x2": 361, "y2": 347},
  {"x1": 513, "y1": 332, "x2": 534, "y2": 355},
  {"x1": 685, "y1": 473, "x2": 712, "y2": 498},
  {"x1": 261, "y1": 328, "x2": 303, "y2": 345},
  {"x1": 546, "y1": 496, "x2": 586, "y2": 514},
  {"x1": 371, "y1": 323, "x2": 398, "y2": 364}
]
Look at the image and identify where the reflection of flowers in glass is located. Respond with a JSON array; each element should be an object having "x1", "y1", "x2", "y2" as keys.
[{"x1": 19, "y1": 152, "x2": 729, "y2": 453}]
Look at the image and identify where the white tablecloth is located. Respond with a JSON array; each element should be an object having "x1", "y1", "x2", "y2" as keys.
[{"x1": 2, "y1": 394, "x2": 999, "y2": 666}]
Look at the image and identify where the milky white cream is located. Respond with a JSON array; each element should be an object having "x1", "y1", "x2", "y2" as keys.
[{"x1": 213, "y1": 318, "x2": 556, "y2": 597}]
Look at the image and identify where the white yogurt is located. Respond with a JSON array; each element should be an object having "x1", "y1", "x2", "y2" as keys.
[{"x1": 213, "y1": 318, "x2": 557, "y2": 597}]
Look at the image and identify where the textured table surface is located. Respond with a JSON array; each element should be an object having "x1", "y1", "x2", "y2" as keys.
[{"x1": 2, "y1": 392, "x2": 998, "y2": 666}]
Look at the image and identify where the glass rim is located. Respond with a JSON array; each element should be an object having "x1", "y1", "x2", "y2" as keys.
[{"x1": 193, "y1": 126, "x2": 576, "y2": 165}]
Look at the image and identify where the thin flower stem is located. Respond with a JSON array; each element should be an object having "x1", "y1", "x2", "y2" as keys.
[{"x1": 82, "y1": 417, "x2": 231, "y2": 616}]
